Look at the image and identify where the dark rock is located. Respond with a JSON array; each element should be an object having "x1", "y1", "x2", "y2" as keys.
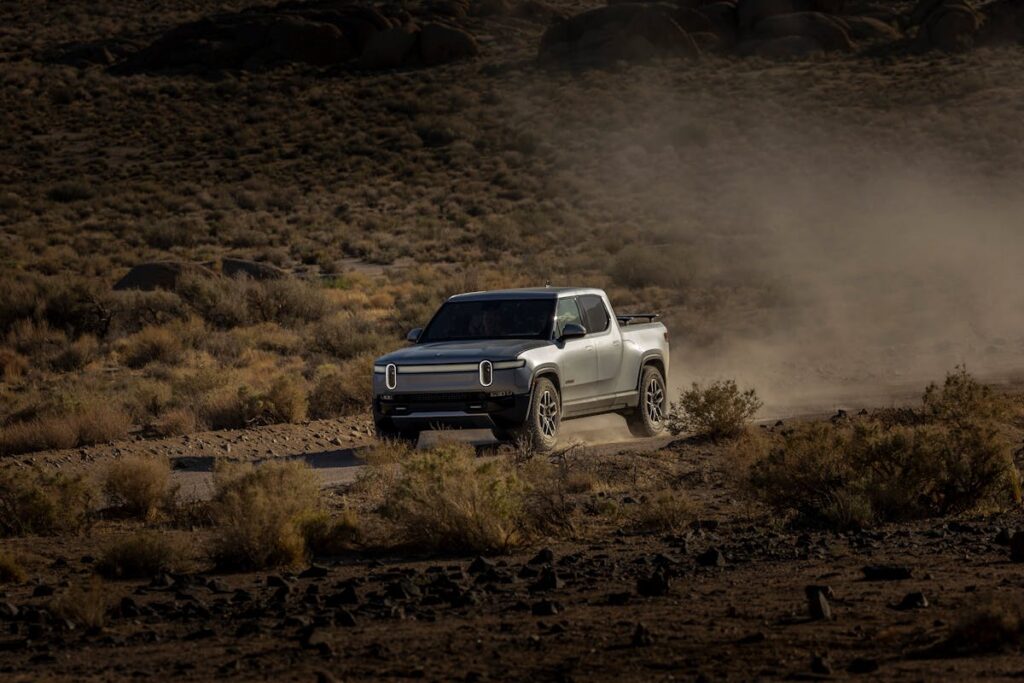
[
  {"x1": 326, "y1": 584, "x2": 359, "y2": 606},
  {"x1": 736, "y1": 631, "x2": 766, "y2": 644},
  {"x1": 696, "y1": 547, "x2": 726, "y2": 567},
  {"x1": 468, "y1": 557, "x2": 496, "y2": 574},
  {"x1": 631, "y1": 622, "x2": 654, "y2": 646},
  {"x1": 529, "y1": 568, "x2": 563, "y2": 592},
  {"x1": 335, "y1": 609, "x2": 357, "y2": 627},
  {"x1": 847, "y1": 657, "x2": 879, "y2": 674},
  {"x1": 894, "y1": 591, "x2": 929, "y2": 610},
  {"x1": 810, "y1": 654, "x2": 833, "y2": 675},
  {"x1": 0, "y1": 603, "x2": 18, "y2": 619},
  {"x1": 266, "y1": 575, "x2": 291, "y2": 588},
  {"x1": 1010, "y1": 531, "x2": 1024, "y2": 562},
  {"x1": 636, "y1": 570, "x2": 670, "y2": 597},
  {"x1": 299, "y1": 564, "x2": 330, "y2": 579},
  {"x1": 32, "y1": 585, "x2": 55, "y2": 598},
  {"x1": 861, "y1": 565, "x2": 912, "y2": 581},
  {"x1": 419, "y1": 23, "x2": 480, "y2": 65},
  {"x1": 805, "y1": 585, "x2": 832, "y2": 620},
  {"x1": 184, "y1": 627, "x2": 216, "y2": 640},
  {"x1": 529, "y1": 548, "x2": 555, "y2": 565},
  {"x1": 994, "y1": 528, "x2": 1013, "y2": 545},
  {"x1": 360, "y1": 24, "x2": 419, "y2": 69},
  {"x1": 531, "y1": 600, "x2": 559, "y2": 616},
  {"x1": 114, "y1": 261, "x2": 217, "y2": 291}
]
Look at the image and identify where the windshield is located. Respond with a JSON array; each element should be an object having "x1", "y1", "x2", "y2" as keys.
[{"x1": 419, "y1": 299, "x2": 555, "y2": 343}]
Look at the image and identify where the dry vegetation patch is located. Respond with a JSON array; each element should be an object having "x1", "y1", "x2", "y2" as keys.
[
  {"x1": 0, "y1": 466, "x2": 96, "y2": 536},
  {"x1": 0, "y1": 551, "x2": 26, "y2": 584},
  {"x1": 103, "y1": 455, "x2": 175, "y2": 520},
  {"x1": 96, "y1": 531, "x2": 189, "y2": 579}
]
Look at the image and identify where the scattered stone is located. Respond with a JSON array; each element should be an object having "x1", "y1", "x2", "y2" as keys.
[
  {"x1": 468, "y1": 557, "x2": 495, "y2": 574},
  {"x1": 894, "y1": 591, "x2": 929, "y2": 610},
  {"x1": 810, "y1": 654, "x2": 833, "y2": 675},
  {"x1": 861, "y1": 565, "x2": 912, "y2": 581},
  {"x1": 335, "y1": 609, "x2": 357, "y2": 627},
  {"x1": 736, "y1": 631, "x2": 766, "y2": 645},
  {"x1": 994, "y1": 528, "x2": 1013, "y2": 546},
  {"x1": 299, "y1": 564, "x2": 330, "y2": 579},
  {"x1": 607, "y1": 591, "x2": 631, "y2": 606},
  {"x1": 805, "y1": 585, "x2": 832, "y2": 620},
  {"x1": 529, "y1": 568, "x2": 562, "y2": 592},
  {"x1": 696, "y1": 547, "x2": 726, "y2": 567},
  {"x1": 528, "y1": 548, "x2": 555, "y2": 565},
  {"x1": 631, "y1": 622, "x2": 654, "y2": 646},
  {"x1": 32, "y1": 585, "x2": 55, "y2": 598},
  {"x1": 531, "y1": 600, "x2": 559, "y2": 616},
  {"x1": 847, "y1": 657, "x2": 879, "y2": 674},
  {"x1": 636, "y1": 570, "x2": 670, "y2": 597},
  {"x1": 1010, "y1": 531, "x2": 1024, "y2": 563}
]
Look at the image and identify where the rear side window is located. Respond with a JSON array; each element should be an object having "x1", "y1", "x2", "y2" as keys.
[{"x1": 579, "y1": 295, "x2": 610, "y2": 333}]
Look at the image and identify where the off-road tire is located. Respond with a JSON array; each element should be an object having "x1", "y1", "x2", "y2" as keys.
[
  {"x1": 625, "y1": 365, "x2": 667, "y2": 438},
  {"x1": 495, "y1": 377, "x2": 560, "y2": 453}
]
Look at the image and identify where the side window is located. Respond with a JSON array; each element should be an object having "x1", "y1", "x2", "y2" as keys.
[
  {"x1": 554, "y1": 297, "x2": 584, "y2": 338},
  {"x1": 579, "y1": 295, "x2": 610, "y2": 333}
]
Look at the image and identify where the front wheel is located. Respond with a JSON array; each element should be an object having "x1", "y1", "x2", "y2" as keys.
[
  {"x1": 625, "y1": 365, "x2": 667, "y2": 438},
  {"x1": 495, "y1": 377, "x2": 560, "y2": 452}
]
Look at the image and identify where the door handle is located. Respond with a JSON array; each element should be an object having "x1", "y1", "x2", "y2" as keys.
[
  {"x1": 612, "y1": 341, "x2": 620, "y2": 347},
  {"x1": 585, "y1": 345, "x2": 594, "y2": 351}
]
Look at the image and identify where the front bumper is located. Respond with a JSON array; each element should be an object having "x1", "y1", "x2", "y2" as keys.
[{"x1": 373, "y1": 391, "x2": 532, "y2": 431}]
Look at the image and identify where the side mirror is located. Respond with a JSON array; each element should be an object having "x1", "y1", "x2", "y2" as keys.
[
  {"x1": 406, "y1": 328, "x2": 422, "y2": 343},
  {"x1": 560, "y1": 322, "x2": 587, "y2": 340}
]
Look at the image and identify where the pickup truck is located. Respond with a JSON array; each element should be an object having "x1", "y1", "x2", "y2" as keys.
[{"x1": 372, "y1": 287, "x2": 670, "y2": 451}]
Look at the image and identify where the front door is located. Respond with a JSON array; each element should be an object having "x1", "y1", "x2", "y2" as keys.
[{"x1": 554, "y1": 296, "x2": 598, "y2": 411}]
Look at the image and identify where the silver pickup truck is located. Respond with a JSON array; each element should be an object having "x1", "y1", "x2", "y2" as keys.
[{"x1": 372, "y1": 287, "x2": 670, "y2": 450}]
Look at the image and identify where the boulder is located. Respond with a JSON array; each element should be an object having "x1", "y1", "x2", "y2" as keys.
[
  {"x1": 917, "y1": 2, "x2": 981, "y2": 51},
  {"x1": 419, "y1": 23, "x2": 480, "y2": 65},
  {"x1": 540, "y1": 4, "x2": 700, "y2": 63},
  {"x1": 736, "y1": 0, "x2": 845, "y2": 32},
  {"x1": 693, "y1": 2, "x2": 740, "y2": 45},
  {"x1": 738, "y1": 34, "x2": 825, "y2": 56},
  {"x1": 221, "y1": 258, "x2": 288, "y2": 280},
  {"x1": 360, "y1": 24, "x2": 419, "y2": 68},
  {"x1": 752, "y1": 12, "x2": 854, "y2": 50},
  {"x1": 978, "y1": 0, "x2": 1024, "y2": 45},
  {"x1": 840, "y1": 15, "x2": 900, "y2": 41},
  {"x1": 267, "y1": 17, "x2": 352, "y2": 65},
  {"x1": 114, "y1": 262, "x2": 217, "y2": 291}
]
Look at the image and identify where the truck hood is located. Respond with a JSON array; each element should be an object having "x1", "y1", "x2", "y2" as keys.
[{"x1": 376, "y1": 339, "x2": 550, "y2": 365}]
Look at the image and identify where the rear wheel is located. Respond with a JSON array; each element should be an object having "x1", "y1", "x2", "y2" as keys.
[
  {"x1": 625, "y1": 365, "x2": 667, "y2": 438},
  {"x1": 495, "y1": 377, "x2": 560, "y2": 452}
]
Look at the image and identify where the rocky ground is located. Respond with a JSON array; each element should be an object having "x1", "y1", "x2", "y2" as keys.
[{"x1": 1, "y1": 428, "x2": 1023, "y2": 682}]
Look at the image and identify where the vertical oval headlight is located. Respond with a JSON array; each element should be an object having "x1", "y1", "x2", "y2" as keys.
[
  {"x1": 386, "y1": 363, "x2": 397, "y2": 390},
  {"x1": 479, "y1": 360, "x2": 493, "y2": 387}
]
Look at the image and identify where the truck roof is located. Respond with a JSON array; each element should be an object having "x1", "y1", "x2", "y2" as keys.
[{"x1": 447, "y1": 287, "x2": 605, "y2": 302}]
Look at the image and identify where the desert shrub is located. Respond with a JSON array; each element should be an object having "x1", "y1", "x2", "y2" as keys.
[
  {"x1": 931, "y1": 599, "x2": 1024, "y2": 656},
  {"x1": 308, "y1": 357, "x2": 374, "y2": 419},
  {"x1": 0, "y1": 467, "x2": 96, "y2": 536},
  {"x1": 353, "y1": 439, "x2": 414, "y2": 503},
  {"x1": 74, "y1": 403, "x2": 132, "y2": 446},
  {"x1": 312, "y1": 312, "x2": 386, "y2": 360},
  {"x1": 50, "y1": 579, "x2": 109, "y2": 628},
  {"x1": 381, "y1": 442, "x2": 526, "y2": 553},
  {"x1": 0, "y1": 348, "x2": 28, "y2": 382},
  {"x1": 610, "y1": 243, "x2": 694, "y2": 290},
  {"x1": 237, "y1": 376, "x2": 308, "y2": 426},
  {"x1": 518, "y1": 446, "x2": 592, "y2": 536},
  {"x1": 247, "y1": 277, "x2": 327, "y2": 327},
  {"x1": 109, "y1": 290, "x2": 189, "y2": 335},
  {"x1": 0, "y1": 551, "x2": 26, "y2": 584},
  {"x1": 632, "y1": 489, "x2": 693, "y2": 533},
  {"x1": 103, "y1": 455, "x2": 174, "y2": 520},
  {"x1": 922, "y1": 365, "x2": 1009, "y2": 427},
  {"x1": 667, "y1": 380, "x2": 762, "y2": 440},
  {"x1": 152, "y1": 407, "x2": 197, "y2": 437},
  {"x1": 175, "y1": 273, "x2": 251, "y2": 329},
  {"x1": 209, "y1": 461, "x2": 321, "y2": 570},
  {"x1": 747, "y1": 417, "x2": 1019, "y2": 530},
  {"x1": 96, "y1": 531, "x2": 187, "y2": 579},
  {"x1": 301, "y1": 509, "x2": 362, "y2": 557},
  {"x1": 0, "y1": 416, "x2": 78, "y2": 455},
  {"x1": 121, "y1": 325, "x2": 184, "y2": 368},
  {"x1": 50, "y1": 334, "x2": 99, "y2": 372}
]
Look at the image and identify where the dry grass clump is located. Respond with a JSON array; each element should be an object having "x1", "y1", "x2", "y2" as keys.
[
  {"x1": 308, "y1": 356, "x2": 374, "y2": 419},
  {"x1": 0, "y1": 551, "x2": 26, "y2": 584},
  {"x1": 632, "y1": 489, "x2": 693, "y2": 533},
  {"x1": 301, "y1": 509, "x2": 362, "y2": 558},
  {"x1": 151, "y1": 407, "x2": 197, "y2": 437},
  {"x1": 121, "y1": 325, "x2": 184, "y2": 368},
  {"x1": 0, "y1": 467, "x2": 96, "y2": 536},
  {"x1": 381, "y1": 442, "x2": 526, "y2": 554},
  {"x1": 237, "y1": 376, "x2": 308, "y2": 426},
  {"x1": 934, "y1": 599, "x2": 1024, "y2": 656},
  {"x1": 667, "y1": 380, "x2": 762, "y2": 440},
  {"x1": 353, "y1": 439, "x2": 415, "y2": 503},
  {"x1": 50, "y1": 578, "x2": 109, "y2": 629},
  {"x1": 0, "y1": 404, "x2": 132, "y2": 456},
  {"x1": 103, "y1": 455, "x2": 175, "y2": 520},
  {"x1": 96, "y1": 531, "x2": 189, "y2": 579},
  {"x1": 744, "y1": 369, "x2": 1020, "y2": 530},
  {"x1": 209, "y1": 461, "x2": 321, "y2": 571}
]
